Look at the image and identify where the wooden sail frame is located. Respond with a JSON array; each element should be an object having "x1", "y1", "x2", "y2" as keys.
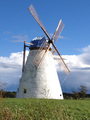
[{"x1": 28, "y1": 4, "x2": 70, "y2": 75}]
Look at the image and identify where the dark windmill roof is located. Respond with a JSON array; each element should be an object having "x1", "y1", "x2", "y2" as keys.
[{"x1": 30, "y1": 36, "x2": 48, "y2": 48}]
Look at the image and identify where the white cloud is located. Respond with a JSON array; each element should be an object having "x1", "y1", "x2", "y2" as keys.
[
  {"x1": 3, "y1": 31, "x2": 11, "y2": 34},
  {"x1": 0, "y1": 51, "x2": 29, "y2": 90},
  {"x1": 12, "y1": 35, "x2": 28, "y2": 42},
  {"x1": 57, "y1": 45, "x2": 90, "y2": 93},
  {"x1": 0, "y1": 45, "x2": 90, "y2": 93}
]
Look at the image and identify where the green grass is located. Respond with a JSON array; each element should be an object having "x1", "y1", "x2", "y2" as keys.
[{"x1": 0, "y1": 98, "x2": 90, "y2": 120}]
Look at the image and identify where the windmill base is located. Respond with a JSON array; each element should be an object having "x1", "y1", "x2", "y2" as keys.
[{"x1": 16, "y1": 50, "x2": 63, "y2": 99}]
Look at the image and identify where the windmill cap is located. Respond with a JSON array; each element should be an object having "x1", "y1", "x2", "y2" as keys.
[{"x1": 30, "y1": 36, "x2": 49, "y2": 48}]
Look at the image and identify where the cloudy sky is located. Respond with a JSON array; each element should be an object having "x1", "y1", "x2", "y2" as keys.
[{"x1": 0, "y1": 0, "x2": 90, "y2": 93}]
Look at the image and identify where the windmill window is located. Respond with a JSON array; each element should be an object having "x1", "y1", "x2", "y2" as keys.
[
  {"x1": 60, "y1": 94, "x2": 62, "y2": 96},
  {"x1": 24, "y1": 88, "x2": 27, "y2": 93}
]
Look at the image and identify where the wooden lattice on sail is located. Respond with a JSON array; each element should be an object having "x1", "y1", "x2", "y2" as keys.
[{"x1": 28, "y1": 4, "x2": 70, "y2": 75}]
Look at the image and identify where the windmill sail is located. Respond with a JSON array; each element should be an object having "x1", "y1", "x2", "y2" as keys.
[
  {"x1": 28, "y1": 4, "x2": 50, "y2": 40},
  {"x1": 33, "y1": 39, "x2": 50, "y2": 68},
  {"x1": 52, "y1": 42, "x2": 70, "y2": 75},
  {"x1": 53, "y1": 53, "x2": 70, "y2": 75},
  {"x1": 28, "y1": 4, "x2": 70, "y2": 75},
  {"x1": 52, "y1": 20, "x2": 65, "y2": 43}
]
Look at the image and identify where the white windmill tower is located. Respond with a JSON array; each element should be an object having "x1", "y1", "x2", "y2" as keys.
[{"x1": 16, "y1": 4, "x2": 70, "y2": 99}]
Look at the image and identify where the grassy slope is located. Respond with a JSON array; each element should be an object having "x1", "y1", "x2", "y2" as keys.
[{"x1": 0, "y1": 98, "x2": 90, "y2": 120}]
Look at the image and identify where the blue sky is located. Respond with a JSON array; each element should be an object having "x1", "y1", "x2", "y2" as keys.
[{"x1": 0, "y1": 0, "x2": 90, "y2": 93}]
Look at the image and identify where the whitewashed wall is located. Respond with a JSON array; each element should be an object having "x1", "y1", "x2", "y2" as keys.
[{"x1": 16, "y1": 50, "x2": 63, "y2": 99}]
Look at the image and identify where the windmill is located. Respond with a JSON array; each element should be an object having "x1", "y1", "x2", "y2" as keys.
[{"x1": 16, "y1": 4, "x2": 70, "y2": 99}]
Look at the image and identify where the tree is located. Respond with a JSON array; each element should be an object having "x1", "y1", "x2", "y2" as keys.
[
  {"x1": 72, "y1": 85, "x2": 88, "y2": 99},
  {"x1": 78, "y1": 85, "x2": 88, "y2": 99},
  {"x1": 72, "y1": 91, "x2": 80, "y2": 99},
  {"x1": 0, "y1": 89, "x2": 6, "y2": 98}
]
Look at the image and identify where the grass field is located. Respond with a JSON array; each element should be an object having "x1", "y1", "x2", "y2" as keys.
[{"x1": 0, "y1": 98, "x2": 90, "y2": 120}]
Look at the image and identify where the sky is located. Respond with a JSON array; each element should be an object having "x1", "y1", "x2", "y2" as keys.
[{"x1": 0, "y1": 0, "x2": 90, "y2": 93}]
